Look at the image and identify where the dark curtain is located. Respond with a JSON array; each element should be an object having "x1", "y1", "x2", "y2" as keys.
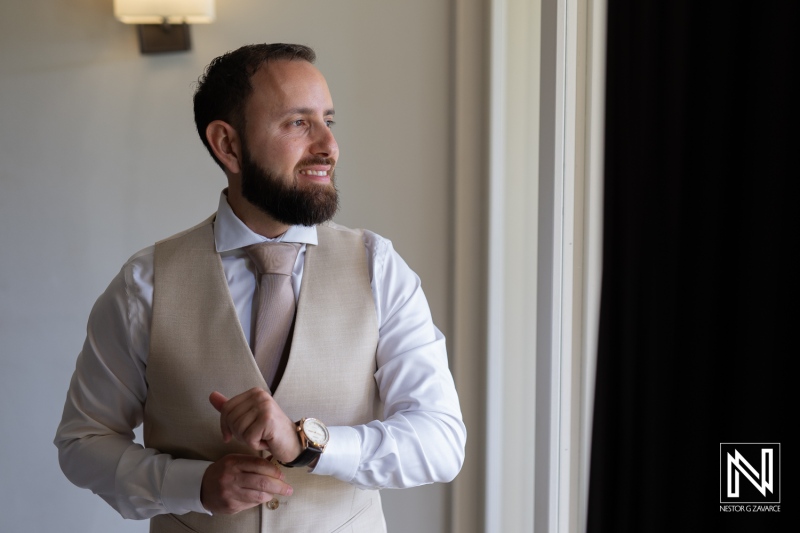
[{"x1": 587, "y1": 1, "x2": 796, "y2": 532}]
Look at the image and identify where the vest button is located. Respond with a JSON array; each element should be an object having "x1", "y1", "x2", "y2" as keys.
[{"x1": 267, "y1": 498, "x2": 280, "y2": 510}]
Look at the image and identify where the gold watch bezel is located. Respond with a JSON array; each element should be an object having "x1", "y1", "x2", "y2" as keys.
[{"x1": 298, "y1": 417, "x2": 329, "y2": 450}]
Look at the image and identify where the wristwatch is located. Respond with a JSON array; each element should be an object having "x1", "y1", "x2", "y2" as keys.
[{"x1": 280, "y1": 417, "x2": 329, "y2": 468}]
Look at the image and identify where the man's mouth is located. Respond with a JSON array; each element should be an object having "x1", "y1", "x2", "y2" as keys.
[{"x1": 299, "y1": 169, "x2": 329, "y2": 176}]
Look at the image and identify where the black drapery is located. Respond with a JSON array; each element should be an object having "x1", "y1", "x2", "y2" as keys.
[{"x1": 587, "y1": 1, "x2": 796, "y2": 531}]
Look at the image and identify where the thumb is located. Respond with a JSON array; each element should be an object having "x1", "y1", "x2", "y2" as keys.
[{"x1": 209, "y1": 391, "x2": 228, "y2": 413}]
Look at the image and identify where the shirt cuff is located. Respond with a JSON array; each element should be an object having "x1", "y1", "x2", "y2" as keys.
[
  {"x1": 310, "y1": 426, "x2": 361, "y2": 482},
  {"x1": 161, "y1": 458, "x2": 214, "y2": 515}
]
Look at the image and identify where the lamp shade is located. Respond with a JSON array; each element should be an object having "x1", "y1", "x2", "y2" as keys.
[{"x1": 114, "y1": 0, "x2": 215, "y2": 24}]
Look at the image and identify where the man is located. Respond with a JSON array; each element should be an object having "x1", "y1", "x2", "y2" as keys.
[{"x1": 55, "y1": 44, "x2": 465, "y2": 533}]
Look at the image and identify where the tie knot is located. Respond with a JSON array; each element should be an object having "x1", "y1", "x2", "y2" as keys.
[{"x1": 245, "y1": 242, "x2": 300, "y2": 276}]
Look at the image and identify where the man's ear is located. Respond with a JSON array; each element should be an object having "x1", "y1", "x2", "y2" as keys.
[{"x1": 206, "y1": 120, "x2": 242, "y2": 174}]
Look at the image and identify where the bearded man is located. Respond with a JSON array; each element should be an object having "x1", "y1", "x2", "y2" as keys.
[{"x1": 55, "y1": 43, "x2": 465, "y2": 533}]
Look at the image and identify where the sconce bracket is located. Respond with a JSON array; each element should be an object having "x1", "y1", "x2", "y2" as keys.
[{"x1": 137, "y1": 23, "x2": 191, "y2": 54}]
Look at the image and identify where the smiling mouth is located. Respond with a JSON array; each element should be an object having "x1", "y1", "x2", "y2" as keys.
[{"x1": 299, "y1": 169, "x2": 329, "y2": 176}]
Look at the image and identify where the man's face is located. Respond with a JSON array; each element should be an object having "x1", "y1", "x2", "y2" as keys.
[{"x1": 239, "y1": 60, "x2": 340, "y2": 226}]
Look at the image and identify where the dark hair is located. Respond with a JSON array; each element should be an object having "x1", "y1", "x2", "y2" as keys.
[{"x1": 193, "y1": 43, "x2": 317, "y2": 168}]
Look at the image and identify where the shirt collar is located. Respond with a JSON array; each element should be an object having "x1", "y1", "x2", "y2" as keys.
[{"x1": 213, "y1": 190, "x2": 318, "y2": 253}]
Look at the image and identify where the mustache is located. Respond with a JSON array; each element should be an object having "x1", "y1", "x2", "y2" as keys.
[{"x1": 297, "y1": 157, "x2": 336, "y2": 167}]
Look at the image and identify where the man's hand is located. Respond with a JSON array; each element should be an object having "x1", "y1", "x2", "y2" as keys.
[
  {"x1": 209, "y1": 388, "x2": 303, "y2": 463},
  {"x1": 201, "y1": 454, "x2": 292, "y2": 514}
]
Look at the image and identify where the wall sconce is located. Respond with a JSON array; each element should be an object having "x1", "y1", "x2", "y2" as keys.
[{"x1": 114, "y1": 0, "x2": 216, "y2": 54}]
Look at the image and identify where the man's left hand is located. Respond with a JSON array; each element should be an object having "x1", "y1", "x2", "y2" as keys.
[{"x1": 209, "y1": 388, "x2": 303, "y2": 463}]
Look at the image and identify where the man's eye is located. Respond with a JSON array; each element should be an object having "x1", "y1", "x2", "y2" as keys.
[
  {"x1": 292, "y1": 119, "x2": 305, "y2": 126},
  {"x1": 326, "y1": 120, "x2": 336, "y2": 127}
]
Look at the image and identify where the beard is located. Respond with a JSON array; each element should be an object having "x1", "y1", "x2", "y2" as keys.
[{"x1": 239, "y1": 143, "x2": 339, "y2": 227}]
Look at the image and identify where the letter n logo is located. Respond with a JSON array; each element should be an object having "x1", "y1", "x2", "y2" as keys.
[{"x1": 720, "y1": 443, "x2": 780, "y2": 504}]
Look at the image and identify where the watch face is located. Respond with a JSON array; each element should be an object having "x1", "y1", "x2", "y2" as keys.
[{"x1": 303, "y1": 418, "x2": 329, "y2": 446}]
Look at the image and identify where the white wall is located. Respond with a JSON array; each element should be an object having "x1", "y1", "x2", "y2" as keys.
[{"x1": 0, "y1": 1, "x2": 455, "y2": 531}]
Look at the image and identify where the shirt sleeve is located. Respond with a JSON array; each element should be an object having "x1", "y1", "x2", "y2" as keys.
[
  {"x1": 53, "y1": 256, "x2": 212, "y2": 519},
  {"x1": 311, "y1": 233, "x2": 467, "y2": 489}
]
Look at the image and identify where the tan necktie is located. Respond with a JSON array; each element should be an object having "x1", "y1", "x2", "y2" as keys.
[{"x1": 245, "y1": 242, "x2": 301, "y2": 391}]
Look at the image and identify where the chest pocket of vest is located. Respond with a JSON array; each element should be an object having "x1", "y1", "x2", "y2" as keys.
[{"x1": 329, "y1": 497, "x2": 375, "y2": 533}]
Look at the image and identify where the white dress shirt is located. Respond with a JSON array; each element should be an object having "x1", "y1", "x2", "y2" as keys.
[{"x1": 55, "y1": 192, "x2": 466, "y2": 520}]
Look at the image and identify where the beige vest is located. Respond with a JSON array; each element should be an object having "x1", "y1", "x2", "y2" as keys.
[{"x1": 145, "y1": 217, "x2": 386, "y2": 533}]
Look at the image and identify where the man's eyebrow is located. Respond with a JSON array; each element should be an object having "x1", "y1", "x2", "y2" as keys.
[{"x1": 283, "y1": 107, "x2": 336, "y2": 116}]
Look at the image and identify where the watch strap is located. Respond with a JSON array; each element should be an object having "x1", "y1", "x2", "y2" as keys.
[
  {"x1": 281, "y1": 445, "x2": 322, "y2": 468},
  {"x1": 279, "y1": 418, "x2": 326, "y2": 468}
]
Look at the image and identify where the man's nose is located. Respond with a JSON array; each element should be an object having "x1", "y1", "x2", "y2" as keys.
[{"x1": 311, "y1": 124, "x2": 338, "y2": 158}]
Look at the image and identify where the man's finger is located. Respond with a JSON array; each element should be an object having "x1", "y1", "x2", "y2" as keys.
[
  {"x1": 209, "y1": 391, "x2": 228, "y2": 412},
  {"x1": 237, "y1": 472, "x2": 293, "y2": 496},
  {"x1": 230, "y1": 455, "x2": 284, "y2": 478},
  {"x1": 209, "y1": 391, "x2": 233, "y2": 441},
  {"x1": 228, "y1": 408, "x2": 269, "y2": 450},
  {"x1": 215, "y1": 388, "x2": 276, "y2": 449},
  {"x1": 201, "y1": 454, "x2": 293, "y2": 515}
]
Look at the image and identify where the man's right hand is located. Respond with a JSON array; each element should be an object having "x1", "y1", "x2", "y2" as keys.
[{"x1": 201, "y1": 454, "x2": 293, "y2": 514}]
